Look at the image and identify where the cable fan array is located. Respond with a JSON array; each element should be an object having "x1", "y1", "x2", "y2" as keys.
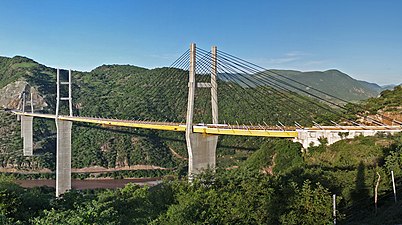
[
  {"x1": 191, "y1": 47, "x2": 402, "y2": 128},
  {"x1": 77, "y1": 45, "x2": 401, "y2": 130}
]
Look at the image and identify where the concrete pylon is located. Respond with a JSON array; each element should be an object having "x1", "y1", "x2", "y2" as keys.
[
  {"x1": 55, "y1": 119, "x2": 72, "y2": 197},
  {"x1": 54, "y1": 68, "x2": 74, "y2": 196},
  {"x1": 21, "y1": 116, "x2": 33, "y2": 156},
  {"x1": 185, "y1": 43, "x2": 218, "y2": 178}
]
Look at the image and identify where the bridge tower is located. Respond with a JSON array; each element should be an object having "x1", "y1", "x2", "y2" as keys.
[
  {"x1": 185, "y1": 43, "x2": 219, "y2": 178},
  {"x1": 55, "y1": 69, "x2": 73, "y2": 197}
]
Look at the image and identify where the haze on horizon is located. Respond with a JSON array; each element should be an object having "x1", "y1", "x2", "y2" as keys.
[{"x1": 1, "y1": 0, "x2": 401, "y2": 85}]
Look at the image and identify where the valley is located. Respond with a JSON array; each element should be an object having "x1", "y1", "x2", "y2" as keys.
[{"x1": 0, "y1": 55, "x2": 402, "y2": 224}]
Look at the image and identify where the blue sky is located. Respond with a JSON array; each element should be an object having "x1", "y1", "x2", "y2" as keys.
[{"x1": 1, "y1": 0, "x2": 401, "y2": 85}]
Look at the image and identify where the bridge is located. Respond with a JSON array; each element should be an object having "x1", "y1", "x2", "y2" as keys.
[{"x1": 12, "y1": 43, "x2": 402, "y2": 196}]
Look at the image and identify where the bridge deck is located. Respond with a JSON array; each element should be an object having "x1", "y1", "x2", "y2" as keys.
[
  {"x1": 12, "y1": 111, "x2": 402, "y2": 138},
  {"x1": 12, "y1": 111, "x2": 298, "y2": 138}
]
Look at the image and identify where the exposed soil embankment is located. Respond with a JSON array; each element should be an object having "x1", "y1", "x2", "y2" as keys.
[
  {"x1": 0, "y1": 165, "x2": 172, "y2": 174},
  {"x1": 15, "y1": 177, "x2": 163, "y2": 190},
  {"x1": 169, "y1": 147, "x2": 188, "y2": 161}
]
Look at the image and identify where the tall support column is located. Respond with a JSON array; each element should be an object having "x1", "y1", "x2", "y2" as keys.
[
  {"x1": 211, "y1": 46, "x2": 218, "y2": 124},
  {"x1": 185, "y1": 43, "x2": 218, "y2": 178},
  {"x1": 21, "y1": 116, "x2": 33, "y2": 156},
  {"x1": 56, "y1": 119, "x2": 72, "y2": 197}
]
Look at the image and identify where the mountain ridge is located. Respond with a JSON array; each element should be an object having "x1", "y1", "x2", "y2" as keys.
[
  {"x1": 266, "y1": 69, "x2": 390, "y2": 102},
  {"x1": 2, "y1": 55, "x2": 393, "y2": 96}
]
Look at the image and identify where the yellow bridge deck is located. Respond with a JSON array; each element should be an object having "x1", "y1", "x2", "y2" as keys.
[
  {"x1": 13, "y1": 111, "x2": 298, "y2": 138},
  {"x1": 13, "y1": 111, "x2": 402, "y2": 138}
]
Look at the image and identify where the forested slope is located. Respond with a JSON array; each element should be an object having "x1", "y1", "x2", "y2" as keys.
[{"x1": 2, "y1": 132, "x2": 402, "y2": 224}]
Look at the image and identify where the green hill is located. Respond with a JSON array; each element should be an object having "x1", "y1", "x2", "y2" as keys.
[{"x1": 267, "y1": 69, "x2": 382, "y2": 102}]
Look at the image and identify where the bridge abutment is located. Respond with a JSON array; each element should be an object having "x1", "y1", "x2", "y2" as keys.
[
  {"x1": 55, "y1": 119, "x2": 72, "y2": 197},
  {"x1": 295, "y1": 129, "x2": 401, "y2": 149}
]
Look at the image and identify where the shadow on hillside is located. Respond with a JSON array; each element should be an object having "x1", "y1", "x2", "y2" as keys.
[
  {"x1": 351, "y1": 161, "x2": 369, "y2": 203},
  {"x1": 306, "y1": 164, "x2": 356, "y2": 172}
]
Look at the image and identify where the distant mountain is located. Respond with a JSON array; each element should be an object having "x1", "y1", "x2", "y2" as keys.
[
  {"x1": 358, "y1": 81, "x2": 398, "y2": 92},
  {"x1": 264, "y1": 69, "x2": 383, "y2": 103},
  {"x1": 381, "y1": 84, "x2": 398, "y2": 90},
  {"x1": 357, "y1": 80, "x2": 383, "y2": 93}
]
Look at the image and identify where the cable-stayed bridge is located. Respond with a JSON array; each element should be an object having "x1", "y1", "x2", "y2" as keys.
[{"x1": 12, "y1": 43, "x2": 402, "y2": 196}]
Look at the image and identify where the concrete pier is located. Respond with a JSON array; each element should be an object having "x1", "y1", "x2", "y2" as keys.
[
  {"x1": 56, "y1": 119, "x2": 72, "y2": 197},
  {"x1": 21, "y1": 116, "x2": 33, "y2": 156},
  {"x1": 188, "y1": 133, "x2": 218, "y2": 174}
]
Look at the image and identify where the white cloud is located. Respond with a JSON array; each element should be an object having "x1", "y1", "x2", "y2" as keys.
[
  {"x1": 268, "y1": 56, "x2": 299, "y2": 64},
  {"x1": 302, "y1": 60, "x2": 328, "y2": 66},
  {"x1": 284, "y1": 51, "x2": 310, "y2": 57},
  {"x1": 248, "y1": 51, "x2": 334, "y2": 72},
  {"x1": 257, "y1": 51, "x2": 310, "y2": 66}
]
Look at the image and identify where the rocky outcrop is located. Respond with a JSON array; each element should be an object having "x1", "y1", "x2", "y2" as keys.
[{"x1": 0, "y1": 80, "x2": 47, "y2": 110}]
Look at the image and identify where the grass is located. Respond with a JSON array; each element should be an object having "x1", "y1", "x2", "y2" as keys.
[{"x1": 10, "y1": 62, "x2": 38, "y2": 69}]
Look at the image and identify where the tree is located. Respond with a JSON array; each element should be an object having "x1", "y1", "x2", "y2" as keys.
[
  {"x1": 385, "y1": 151, "x2": 402, "y2": 174},
  {"x1": 280, "y1": 180, "x2": 333, "y2": 224}
]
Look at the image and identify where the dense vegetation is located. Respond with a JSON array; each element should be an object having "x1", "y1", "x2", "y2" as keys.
[
  {"x1": 364, "y1": 85, "x2": 402, "y2": 114},
  {"x1": 1, "y1": 133, "x2": 402, "y2": 224}
]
